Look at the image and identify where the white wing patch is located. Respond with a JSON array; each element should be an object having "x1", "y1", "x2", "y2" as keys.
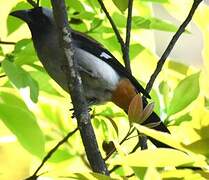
[{"x1": 100, "y1": 52, "x2": 112, "y2": 59}]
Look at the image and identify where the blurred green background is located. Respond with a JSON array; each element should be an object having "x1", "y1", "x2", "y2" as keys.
[{"x1": 0, "y1": 0, "x2": 209, "y2": 179}]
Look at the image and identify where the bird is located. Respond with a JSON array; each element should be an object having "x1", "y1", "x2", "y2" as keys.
[{"x1": 10, "y1": 7, "x2": 170, "y2": 148}]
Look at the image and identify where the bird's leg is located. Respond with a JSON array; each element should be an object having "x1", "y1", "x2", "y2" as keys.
[{"x1": 70, "y1": 98, "x2": 96, "y2": 118}]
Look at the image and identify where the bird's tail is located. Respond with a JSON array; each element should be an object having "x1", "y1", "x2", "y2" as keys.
[{"x1": 111, "y1": 79, "x2": 171, "y2": 148}]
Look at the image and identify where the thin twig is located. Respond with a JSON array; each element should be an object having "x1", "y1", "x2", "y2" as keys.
[
  {"x1": 104, "y1": 126, "x2": 135, "y2": 161},
  {"x1": 124, "y1": 0, "x2": 134, "y2": 73},
  {"x1": 27, "y1": 0, "x2": 38, "y2": 7},
  {"x1": 30, "y1": 128, "x2": 78, "y2": 178},
  {"x1": 97, "y1": 0, "x2": 125, "y2": 55},
  {"x1": 145, "y1": 0, "x2": 203, "y2": 93},
  {"x1": 0, "y1": 74, "x2": 6, "y2": 78},
  {"x1": 37, "y1": 0, "x2": 40, "y2": 6},
  {"x1": 0, "y1": 41, "x2": 16, "y2": 45}
]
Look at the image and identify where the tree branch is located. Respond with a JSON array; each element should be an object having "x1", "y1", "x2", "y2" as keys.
[
  {"x1": 97, "y1": 0, "x2": 125, "y2": 49},
  {"x1": 50, "y1": 0, "x2": 109, "y2": 175},
  {"x1": 124, "y1": 0, "x2": 134, "y2": 73},
  {"x1": 0, "y1": 41, "x2": 16, "y2": 45},
  {"x1": 27, "y1": 128, "x2": 78, "y2": 179},
  {"x1": 145, "y1": 0, "x2": 203, "y2": 93}
]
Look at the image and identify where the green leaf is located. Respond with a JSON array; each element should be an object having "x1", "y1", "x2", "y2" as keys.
[
  {"x1": 112, "y1": 12, "x2": 126, "y2": 27},
  {"x1": 112, "y1": 0, "x2": 128, "y2": 12},
  {"x1": 132, "y1": 167, "x2": 147, "y2": 180},
  {"x1": 7, "y1": 2, "x2": 31, "y2": 35},
  {"x1": 183, "y1": 139, "x2": 209, "y2": 157},
  {"x1": 49, "y1": 149, "x2": 73, "y2": 163},
  {"x1": 134, "y1": 124, "x2": 183, "y2": 150},
  {"x1": 89, "y1": 18, "x2": 103, "y2": 32},
  {"x1": 159, "y1": 81, "x2": 170, "y2": 110},
  {"x1": 67, "y1": 0, "x2": 85, "y2": 11},
  {"x1": 30, "y1": 70, "x2": 62, "y2": 96},
  {"x1": 130, "y1": 44, "x2": 145, "y2": 60},
  {"x1": 14, "y1": 39, "x2": 37, "y2": 65},
  {"x1": 0, "y1": 91, "x2": 28, "y2": 110},
  {"x1": 0, "y1": 46, "x2": 4, "y2": 56},
  {"x1": 111, "y1": 148, "x2": 195, "y2": 167},
  {"x1": 141, "y1": 0, "x2": 169, "y2": 3},
  {"x1": 2, "y1": 60, "x2": 39, "y2": 103},
  {"x1": 0, "y1": 103, "x2": 45, "y2": 157},
  {"x1": 150, "y1": 89, "x2": 160, "y2": 116},
  {"x1": 172, "y1": 113, "x2": 192, "y2": 126},
  {"x1": 101, "y1": 119, "x2": 109, "y2": 141},
  {"x1": 71, "y1": 12, "x2": 95, "y2": 20},
  {"x1": 132, "y1": 16, "x2": 179, "y2": 32},
  {"x1": 168, "y1": 61, "x2": 189, "y2": 75},
  {"x1": 168, "y1": 72, "x2": 200, "y2": 116}
]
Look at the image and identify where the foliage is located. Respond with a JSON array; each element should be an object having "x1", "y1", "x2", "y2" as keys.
[{"x1": 0, "y1": 0, "x2": 209, "y2": 179}]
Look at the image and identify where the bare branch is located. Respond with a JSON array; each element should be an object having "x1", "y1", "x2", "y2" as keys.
[
  {"x1": 0, "y1": 74, "x2": 6, "y2": 78},
  {"x1": 124, "y1": 0, "x2": 134, "y2": 73},
  {"x1": 50, "y1": 0, "x2": 109, "y2": 175},
  {"x1": 145, "y1": 0, "x2": 203, "y2": 93},
  {"x1": 0, "y1": 41, "x2": 16, "y2": 45},
  {"x1": 30, "y1": 128, "x2": 78, "y2": 178}
]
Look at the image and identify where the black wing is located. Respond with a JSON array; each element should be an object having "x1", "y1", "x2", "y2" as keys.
[{"x1": 71, "y1": 31, "x2": 150, "y2": 99}]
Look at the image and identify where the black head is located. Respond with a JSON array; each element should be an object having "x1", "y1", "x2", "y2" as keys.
[{"x1": 10, "y1": 7, "x2": 54, "y2": 37}]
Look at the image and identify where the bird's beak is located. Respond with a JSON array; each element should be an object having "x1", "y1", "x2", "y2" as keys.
[{"x1": 9, "y1": 10, "x2": 31, "y2": 23}]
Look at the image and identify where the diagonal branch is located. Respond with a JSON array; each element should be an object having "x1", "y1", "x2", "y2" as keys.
[
  {"x1": 29, "y1": 128, "x2": 78, "y2": 179},
  {"x1": 0, "y1": 41, "x2": 16, "y2": 45},
  {"x1": 97, "y1": 0, "x2": 133, "y2": 72},
  {"x1": 97, "y1": 0, "x2": 125, "y2": 49},
  {"x1": 124, "y1": 0, "x2": 134, "y2": 73},
  {"x1": 145, "y1": 0, "x2": 203, "y2": 93}
]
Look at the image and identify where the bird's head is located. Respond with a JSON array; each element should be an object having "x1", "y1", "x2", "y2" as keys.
[{"x1": 10, "y1": 7, "x2": 55, "y2": 37}]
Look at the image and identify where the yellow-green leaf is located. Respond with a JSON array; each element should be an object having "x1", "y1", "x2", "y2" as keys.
[{"x1": 110, "y1": 148, "x2": 195, "y2": 167}]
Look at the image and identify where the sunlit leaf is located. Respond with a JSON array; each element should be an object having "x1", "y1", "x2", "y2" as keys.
[
  {"x1": 49, "y1": 149, "x2": 73, "y2": 163},
  {"x1": 141, "y1": 0, "x2": 169, "y2": 3},
  {"x1": 134, "y1": 124, "x2": 183, "y2": 150},
  {"x1": 159, "y1": 81, "x2": 170, "y2": 111},
  {"x1": 110, "y1": 148, "x2": 195, "y2": 167},
  {"x1": 161, "y1": 169, "x2": 208, "y2": 180},
  {"x1": 130, "y1": 44, "x2": 145, "y2": 60},
  {"x1": 7, "y1": 2, "x2": 31, "y2": 35},
  {"x1": 67, "y1": 0, "x2": 85, "y2": 11},
  {"x1": 0, "y1": 103, "x2": 45, "y2": 157},
  {"x1": 30, "y1": 70, "x2": 62, "y2": 96},
  {"x1": 89, "y1": 18, "x2": 103, "y2": 32},
  {"x1": 132, "y1": 16, "x2": 179, "y2": 32},
  {"x1": 2, "y1": 60, "x2": 39, "y2": 103},
  {"x1": 112, "y1": 12, "x2": 126, "y2": 27},
  {"x1": 150, "y1": 89, "x2": 160, "y2": 116},
  {"x1": 182, "y1": 139, "x2": 209, "y2": 157},
  {"x1": 0, "y1": 91, "x2": 28, "y2": 110},
  {"x1": 172, "y1": 113, "x2": 192, "y2": 126},
  {"x1": 168, "y1": 61, "x2": 189, "y2": 75},
  {"x1": 132, "y1": 167, "x2": 147, "y2": 180},
  {"x1": 14, "y1": 39, "x2": 37, "y2": 65},
  {"x1": 168, "y1": 72, "x2": 200, "y2": 116}
]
